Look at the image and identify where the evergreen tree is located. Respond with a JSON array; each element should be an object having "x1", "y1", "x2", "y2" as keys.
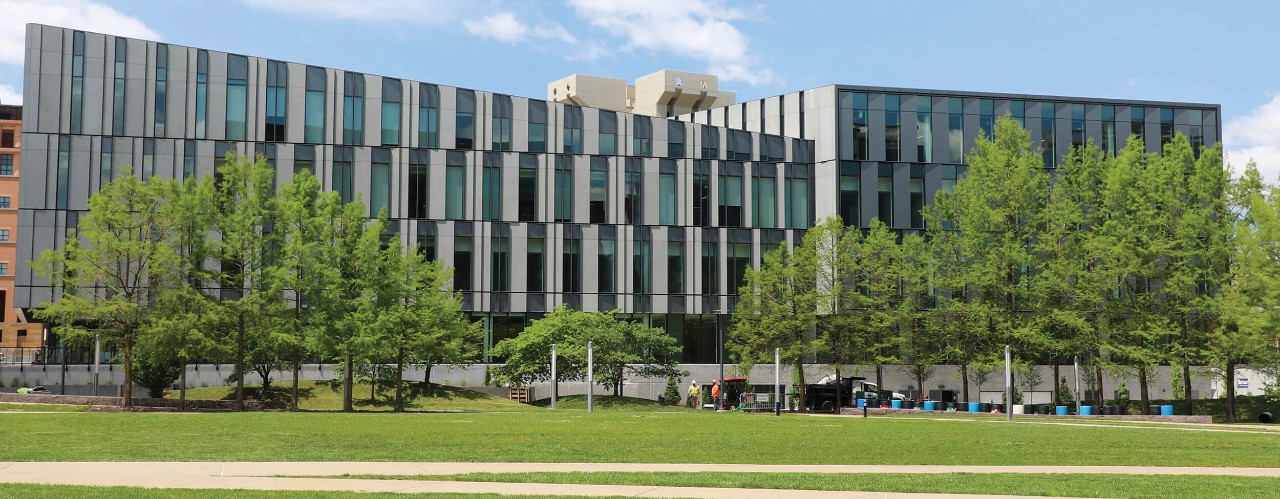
[
  {"x1": 34, "y1": 167, "x2": 178, "y2": 409},
  {"x1": 210, "y1": 153, "x2": 282, "y2": 411},
  {"x1": 729, "y1": 244, "x2": 817, "y2": 411}
]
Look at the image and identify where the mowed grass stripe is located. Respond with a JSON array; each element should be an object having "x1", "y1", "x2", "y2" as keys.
[
  {"x1": 0, "y1": 483, "x2": 636, "y2": 499},
  {"x1": 330, "y1": 471, "x2": 1280, "y2": 499},
  {"x1": 1, "y1": 410, "x2": 1277, "y2": 466}
]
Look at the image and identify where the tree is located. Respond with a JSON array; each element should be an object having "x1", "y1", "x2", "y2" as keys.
[
  {"x1": 210, "y1": 153, "x2": 281, "y2": 411},
  {"x1": 895, "y1": 232, "x2": 941, "y2": 403},
  {"x1": 271, "y1": 169, "x2": 337, "y2": 411},
  {"x1": 852, "y1": 219, "x2": 904, "y2": 394},
  {"x1": 1213, "y1": 162, "x2": 1274, "y2": 422},
  {"x1": 314, "y1": 200, "x2": 384, "y2": 412},
  {"x1": 489, "y1": 305, "x2": 681, "y2": 393},
  {"x1": 808, "y1": 217, "x2": 858, "y2": 410},
  {"x1": 932, "y1": 117, "x2": 1051, "y2": 383},
  {"x1": 147, "y1": 174, "x2": 221, "y2": 410},
  {"x1": 729, "y1": 245, "x2": 817, "y2": 411},
  {"x1": 34, "y1": 167, "x2": 178, "y2": 409},
  {"x1": 362, "y1": 231, "x2": 480, "y2": 412},
  {"x1": 1096, "y1": 137, "x2": 1178, "y2": 411}
]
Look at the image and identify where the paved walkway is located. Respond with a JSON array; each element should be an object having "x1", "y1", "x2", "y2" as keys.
[{"x1": 2, "y1": 461, "x2": 1278, "y2": 497}]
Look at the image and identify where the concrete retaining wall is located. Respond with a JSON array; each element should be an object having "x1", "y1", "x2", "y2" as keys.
[{"x1": 0, "y1": 392, "x2": 263, "y2": 410}]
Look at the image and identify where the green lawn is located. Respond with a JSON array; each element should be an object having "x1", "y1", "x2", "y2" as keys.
[
  {"x1": 0, "y1": 484, "x2": 635, "y2": 499},
  {"x1": 335, "y1": 471, "x2": 1280, "y2": 499},
  {"x1": 530, "y1": 394, "x2": 693, "y2": 411},
  {"x1": 1, "y1": 410, "x2": 1278, "y2": 466},
  {"x1": 166, "y1": 380, "x2": 540, "y2": 412},
  {"x1": 0, "y1": 402, "x2": 91, "y2": 412}
]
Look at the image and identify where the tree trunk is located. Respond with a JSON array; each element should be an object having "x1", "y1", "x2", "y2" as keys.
[
  {"x1": 370, "y1": 367, "x2": 377, "y2": 403},
  {"x1": 290, "y1": 363, "x2": 300, "y2": 412},
  {"x1": 1053, "y1": 362, "x2": 1061, "y2": 406},
  {"x1": 394, "y1": 347, "x2": 405, "y2": 413},
  {"x1": 342, "y1": 354, "x2": 354, "y2": 412},
  {"x1": 794, "y1": 359, "x2": 807, "y2": 413},
  {"x1": 122, "y1": 330, "x2": 133, "y2": 409},
  {"x1": 1182, "y1": 364, "x2": 1193, "y2": 417},
  {"x1": 834, "y1": 366, "x2": 842, "y2": 410},
  {"x1": 1095, "y1": 364, "x2": 1105, "y2": 407},
  {"x1": 875, "y1": 364, "x2": 884, "y2": 402},
  {"x1": 1138, "y1": 368, "x2": 1150, "y2": 414},
  {"x1": 960, "y1": 364, "x2": 970, "y2": 403},
  {"x1": 423, "y1": 364, "x2": 433, "y2": 396},
  {"x1": 235, "y1": 311, "x2": 245, "y2": 411},
  {"x1": 1224, "y1": 362, "x2": 1236, "y2": 424},
  {"x1": 179, "y1": 359, "x2": 187, "y2": 411}
]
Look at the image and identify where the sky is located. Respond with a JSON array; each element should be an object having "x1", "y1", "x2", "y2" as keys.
[{"x1": 2, "y1": 0, "x2": 1279, "y2": 180}]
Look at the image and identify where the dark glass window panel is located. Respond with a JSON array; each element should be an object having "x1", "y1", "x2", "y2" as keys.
[{"x1": 518, "y1": 168, "x2": 537, "y2": 222}]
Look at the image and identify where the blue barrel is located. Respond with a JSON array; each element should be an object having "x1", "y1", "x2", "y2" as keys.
[
  {"x1": 891, "y1": 400, "x2": 903, "y2": 409},
  {"x1": 1080, "y1": 405, "x2": 1093, "y2": 416},
  {"x1": 968, "y1": 402, "x2": 980, "y2": 413},
  {"x1": 856, "y1": 399, "x2": 865, "y2": 408},
  {"x1": 1160, "y1": 405, "x2": 1174, "y2": 416},
  {"x1": 923, "y1": 401, "x2": 935, "y2": 411},
  {"x1": 1055, "y1": 405, "x2": 1069, "y2": 416}
]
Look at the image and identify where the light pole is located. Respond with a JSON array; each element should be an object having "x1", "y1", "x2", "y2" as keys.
[
  {"x1": 550, "y1": 343, "x2": 557, "y2": 410},
  {"x1": 587, "y1": 341, "x2": 594, "y2": 413},
  {"x1": 1073, "y1": 356, "x2": 1082, "y2": 415},
  {"x1": 1005, "y1": 345, "x2": 1013, "y2": 421},
  {"x1": 712, "y1": 309, "x2": 726, "y2": 387}
]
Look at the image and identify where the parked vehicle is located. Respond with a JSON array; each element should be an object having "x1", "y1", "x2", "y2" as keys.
[{"x1": 805, "y1": 375, "x2": 907, "y2": 412}]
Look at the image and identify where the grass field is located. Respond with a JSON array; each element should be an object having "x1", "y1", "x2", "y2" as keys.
[
  {"x1": 1, "y1": 409, "x2": 1277, "y2": 466},
  {"x1": 0, "y1": 484, "x2": 633, "y2": 499},
  {"x1": 334, "y1": 471, "x2": 1280, "y2": 499},
  {"x1": 165, "y1": 380, "x2": 540, "y2": 412}
]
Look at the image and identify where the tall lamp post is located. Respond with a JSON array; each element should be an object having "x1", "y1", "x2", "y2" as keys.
[{"x1": 712, "y1": 310, "x2": 726, "y2": 386}]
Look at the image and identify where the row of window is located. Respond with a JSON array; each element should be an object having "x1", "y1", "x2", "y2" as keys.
[
  {"x1": 422, "y1": 235, "x2": 763, "y2": 297},
  {"x1": 840, "y1": 91, "x2": 1211, "y2": 167},
  {"x1": 71, "y1": 135, "x2": 814, "y2": 227},
  {"x1": 837, "y1": 164, "x2": 956, "y2": 230},
  {"x1": 64, "y1": 31, "x2": 791, "y2": 162}
]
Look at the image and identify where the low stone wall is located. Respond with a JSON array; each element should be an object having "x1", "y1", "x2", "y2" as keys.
[
  {"x1": 0, "y1": 392, "x2": 263, "y2": 411},
  {"x1": 836, "y1": 406, "x2": 1213, "y2": 423}
]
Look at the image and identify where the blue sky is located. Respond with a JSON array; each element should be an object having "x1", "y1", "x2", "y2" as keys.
[{"x1": 3, "y1": 0, "x2": 1279, "y2": 179}]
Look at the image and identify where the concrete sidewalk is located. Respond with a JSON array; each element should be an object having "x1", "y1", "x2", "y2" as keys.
[{"x1": 1, "y1": 461, "x2": 1276, "y2": 498}]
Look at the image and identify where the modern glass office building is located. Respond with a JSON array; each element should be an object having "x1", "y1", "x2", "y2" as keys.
[{"x1": 15, "y1": 24, "x2": 1220, "y2": 364}]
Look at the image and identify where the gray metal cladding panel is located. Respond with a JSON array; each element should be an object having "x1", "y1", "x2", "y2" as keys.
[
  {"x1": 868, "y1": 109, "x2": 885, "y2": 162},
  {"x1": 19, "y1": 135, "x2": 49, "y2": 208},
  {"x1": 68, "y1": 135, "x2": 93, "y2": 210}
]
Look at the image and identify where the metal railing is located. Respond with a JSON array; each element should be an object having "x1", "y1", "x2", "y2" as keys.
[{"x1": 0, "y1": 346, "x2": 104, "y2": 366}]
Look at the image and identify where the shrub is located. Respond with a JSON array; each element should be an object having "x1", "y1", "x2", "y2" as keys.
[{"x1": 663, "y1": 376, "x2": 681, "y2": 406}]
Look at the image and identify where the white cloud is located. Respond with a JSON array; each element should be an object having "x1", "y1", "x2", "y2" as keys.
[
  {"x1": 462, "y1": 11, "x2": 604, "y2": 61},
  {"x1": 464, "y1": 12, "x2": 529, "y2": 43},
  {"x1": 0, "y1": 0, "x2": 160, "y2": 65},
  {"x1": 242, "y1": 0, "x2": 462, "y2": 23},
  {"x1": 0, "y1": 83, "x2": 20, "y2": 105},
  {"x1": 1225, "y1": 93, "x2": 1280, "y2": 183},
  {"x1": 567, "y1": 0, "x2": 777, "y2": 85}
]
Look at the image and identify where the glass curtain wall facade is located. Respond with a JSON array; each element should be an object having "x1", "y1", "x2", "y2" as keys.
[
  {"x1": 18, "y1": 25, "x2": 819, "y2": 368},
  {"x1": 18, "y1": 25, "x2": 1220, "y2": 369}
]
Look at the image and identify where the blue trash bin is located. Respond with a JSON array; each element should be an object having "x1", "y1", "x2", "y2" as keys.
[
  {"x1": 1080, "y1": 405, "x2": 1093, "y2": 416},
  {"x1": 891, "y1": 400, "x2": 903, "y2": 409},
  {"x1": 1160, "y1": 405, "x2": 1174, "y2": 416},
  {"x1": 968, "y1": 402, "x2": 980, "y2": 413},
  {"x1": 923, "y1": 401, "x2": 936, "y2": 411},
  {"x1": 856, "y1": 399, "x2": 865, "y2": 409},
  {"x1": 1055, "y1": 405, "x2": 1069, "y2": 416}
]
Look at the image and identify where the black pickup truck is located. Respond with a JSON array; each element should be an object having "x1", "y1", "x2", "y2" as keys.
[{"x1": 805, "y1": 375, "x2": 906, "y2": 412}]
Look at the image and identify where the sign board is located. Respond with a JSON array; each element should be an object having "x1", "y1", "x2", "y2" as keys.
[{"x1": 1237, "y1": 377, "x2": 1249, "y2": 389}]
